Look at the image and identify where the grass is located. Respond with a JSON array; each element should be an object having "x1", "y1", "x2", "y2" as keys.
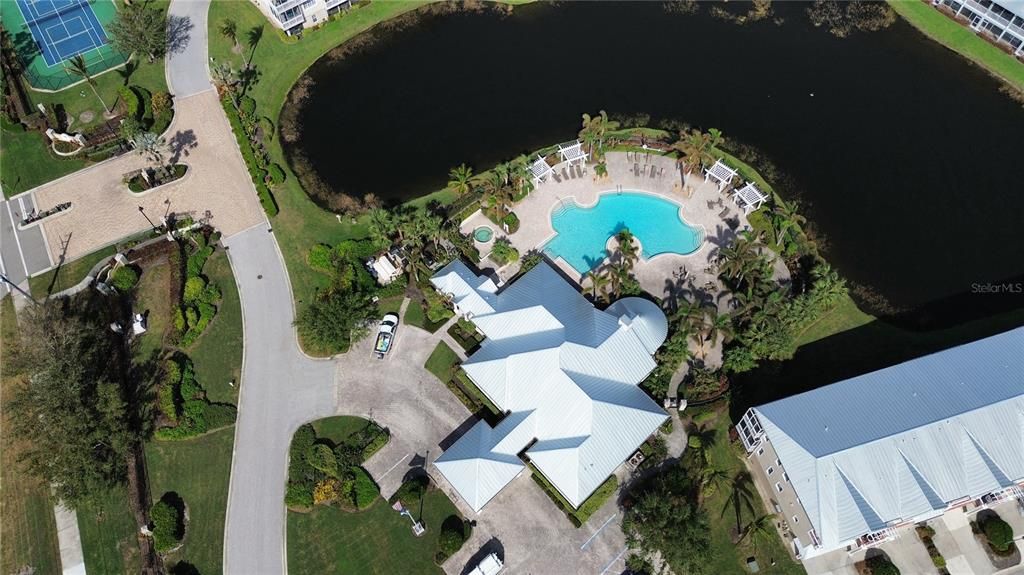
[
  {"x1": 133, "y1": 261, "x2": 171, "y2": 363},
  {"x1": 76, "y1": 485, "x2": 141, "y2": 574},
  {"x1": 287, "y1": 483, "x2": 459, "y2": 575},
  {"x1": 403, "y1": 300, "x2": 451, "y2": 333},
  {"x1": 424, "y1": 341, "x2": 460, "y2": 382},
  {"x1": 312, "y1": 415, "x2": 374, "y2": 446},
  {"x1": 446, "y1": 319, "x2": 482, "y2": 352},
  {"x1": 699, "y1": 410, "x2": 806, "y2": 575},
  {"x1": 0, "y1": 125, "x2": 88, "y2": 196},
  {"x1": 145, "y1": 427, "x2": 235, "y2": 575},
  {"x1": 794, "y1": 295, "x2": 875, "y2": 348},
  {"x1": 888, "y1": 0, "x2": 1024, "y2": 92},
  {"x1": 187, "y1": 250, "x2": 243, "y2": 405},
  {"x1": 28, "y1": 245, "x2": 115, "y2": 299},
  {"x1": 454, "y1": 369, "x2": 500, "y2": 416},
  {"x1": 0, "y1": 296, "x2": 63, "y2": 575}
]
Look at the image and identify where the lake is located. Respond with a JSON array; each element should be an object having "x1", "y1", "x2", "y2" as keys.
[{"x1": 286, "y1": 1, "x2": 1024, "y2": 317}]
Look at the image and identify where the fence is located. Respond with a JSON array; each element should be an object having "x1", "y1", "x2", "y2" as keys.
[{"x1": 20, "y1": 48, "x2": 128, "y2": 92}]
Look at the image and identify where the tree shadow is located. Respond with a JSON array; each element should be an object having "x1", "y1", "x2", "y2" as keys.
[
  {"x1": 117, "y1": 58, "x2": 139, "y2": 85},
  {"x1": 166, "y1": 15, "x2": 194, "y2": 56},
  {"x1": 168, "y1": 129, "x2": 198, "y2": 164}
]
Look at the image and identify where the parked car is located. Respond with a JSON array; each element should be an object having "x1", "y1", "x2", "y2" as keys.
[
  {"x1": 374, "y1": 313, "x2": 399, "y2": 359},
  {"x1": 469, "y1": 553, "x2": 503, "y2": 575}
]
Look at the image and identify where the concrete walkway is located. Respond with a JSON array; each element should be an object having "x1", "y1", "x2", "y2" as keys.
[
  {"x1": 166, "y1": 0, "x2": 213, "y2": 98},
  {"x1": 54, "y1": 500, "x2": 86, "y2": 575}
]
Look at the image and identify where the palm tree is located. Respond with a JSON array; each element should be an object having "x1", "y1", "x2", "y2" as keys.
[
  {"x1": 718, "y1": 231, "x2": 762, "y2": 284},
  {"x1": 721, "y1": 471, "x2": 756, "y2": 536},
  {"x1": 739, "y1": 514, "x2": 777, "y2": 551},
  {"x1": 594, "y1": 109, "x2": 619, "y2": 154},
  {"x1": 672, "y1": 128, "x2": 722, "y2": 175},
  {"x1": 209, "y1": 58, "x2": 240, "y2": 98},
  {"x1": 447, "y1": 164, "x2": 473, "y2": 196},
  {"x1": 492, "y1": 162, "x2": 510, "y2": 187},
  {"x1": 579, "y1": 112, "x2": 598, "y2": 155},
  {"x1": 686, "y1": 422, "x2": 717, "y2": 465},
  {"x1": 219, "y1": 18, "x2": 239, "y2": 52},
  {"x1": 245, "y1": 25, "x2": 264, "y2": 69},
  {"x1": 509, "y1": 155, "x2": 531, "y2": 195},
  {"x1": 493, "y1": 184, "x2": 516, "y2": 223},
  {"x1": 585, "y1": 270, "x2": 610, "y2": 302},
  {"x1": 64, "y1": 55, "x2": 110, "y2": 115},
  {"x1": 131, "y1": 132, "x2": 166, "y2": 167},
  {"x1": 698, "y1": 463, "x2": 730, "y2": 498},
  {"x1": 368, "y1": 208, "x2": 397, "y2": 248},
  {"x1": 604, "y1": 261, "x2": 629, "y2": 299},
  {"x1": 704, "y1": 312, "x2": 735, "y2": 350},
  {"x1": 770, "y1": 199, "x2": 806, "y2": 246},
  {"x1": 616, "y1": 228, "x2": 639, "y2": 270}
]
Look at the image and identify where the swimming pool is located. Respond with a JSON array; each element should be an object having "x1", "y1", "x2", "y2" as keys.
[{"x1": 543, "y1": 192, "x2": 702, "y2": 274}]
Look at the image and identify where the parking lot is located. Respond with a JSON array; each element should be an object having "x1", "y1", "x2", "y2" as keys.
[{"x1": 0, "y1": 193, "x2": 53, "y2": 294}]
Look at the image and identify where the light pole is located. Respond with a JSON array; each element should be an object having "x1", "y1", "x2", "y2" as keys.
[
  {"x1": 138, "y1": 205, "x2": 159, "y2": 232},
  {"x1": 0, "y1": 273, "x2": 38, "y2": 305}
]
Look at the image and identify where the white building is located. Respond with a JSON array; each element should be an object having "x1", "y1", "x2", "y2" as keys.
[
  {"x1": 249, "y1": 0, "x2": 354, "y2": 35},
  {"x1": 933, "y1": 0, "x2": 1024, "y2": 56},
  {"x1": 430, "y1": 260, "x2": 668, "y2": 512},
  {"x1": 737, "y1": 327, "x2": 1024, "y2": 561}
]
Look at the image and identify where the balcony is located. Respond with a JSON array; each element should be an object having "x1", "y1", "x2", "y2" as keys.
[
  {"x1": 274, "y1": 0, "x2": 305, "y2": 16},
  {"x1": 277, "y1": 11, "x2": 305, "y2": 29}
]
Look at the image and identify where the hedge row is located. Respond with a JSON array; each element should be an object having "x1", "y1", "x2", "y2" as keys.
[
  {"x1": 221, "y1": 96, "x2": 278, "y2": 217},
  {"x1": 154, "y1": 354, "x2": 237, "y2": 440},
  {"x1": 285, "y1": 421, "x2": 389, "y2": 510}
]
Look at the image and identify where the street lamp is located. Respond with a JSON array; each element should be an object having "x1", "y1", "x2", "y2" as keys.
[{"x1": 138, "y1": 205, "x2": 159, "y2": 232}]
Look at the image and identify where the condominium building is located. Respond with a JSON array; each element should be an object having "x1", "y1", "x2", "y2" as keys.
[
  {"x1": 933, "y1": 0, "x2": 1024, "y2": 56},
  {"x1": 737, "y1": 327, "x2": 1024, "y2": 561},
  {"x1": 249, "y1": 0, "x2": 354, "y2": 35}
]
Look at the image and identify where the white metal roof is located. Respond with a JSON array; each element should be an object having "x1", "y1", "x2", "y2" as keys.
[
  {"x1": 704, "y1": 158, "x2": 738, "y2": 185},
  {"x1": 753, "y1": 327, "x2": 1024, "y2": 550},
  {"x1": 732, "y1": 181, "x2": 768, "y2": 211},
  {"x1": 431, "y1": 261, "x2": 668, "y2": 511}
]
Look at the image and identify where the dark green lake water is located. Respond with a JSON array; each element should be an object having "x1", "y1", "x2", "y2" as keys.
[{"x1": 288, "y1": 1, "x2": 1024, "y2": 320}]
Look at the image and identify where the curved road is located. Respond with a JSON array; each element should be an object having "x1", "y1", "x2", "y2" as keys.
[{"x1": 165, "y1": 2, "x2": 334, "y2": 573}]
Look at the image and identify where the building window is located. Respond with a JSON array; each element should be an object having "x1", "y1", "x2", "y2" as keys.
[
  {"x1": 775, "y1": 482, "x2": 784, "y2": 493},
  {"x1": 766, "y1": 466, "x2": 775, "y2": 476},
  {"x1": 775, "y1": 457, "x2": 781, "y2": 466},
  {"x1": 784, "y1": 472, "x2": 790, "y2": 482},
  {"x1": 757, "y1": 447, "x2": 765, "y2": 456},
  {"x1": 793, "y1": 515, "x2": 800, "y2": 524},
  {"x1": 302, "y1": 0, "x2": 315, "y2": 7}
]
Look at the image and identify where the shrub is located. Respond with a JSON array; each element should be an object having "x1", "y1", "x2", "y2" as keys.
[
  {"x1": 574, "y1": 475, "x2": 618, "y2": 524},
  {"x1": 982, "y1": 515, "x2": 1014, "y2": 553},
  {"x1": 313, "y1": 478, "x2": 342, "y2": 505},
  {"x1": 436, "y1": 515, "x2": 467, "y2": 560},
  {"x1": 351, "y1": 467, "x2": 378, "y2": 509},
  {"x1": 865, "y1": 555, "x2": 900, "y2": 575},
  {"x1": 186, "y1": 246, "x2": 213, "y2": 278},
  {"x1": 361, "y1": 430, "x2": 389, "y2": 461},
  {"x1": 286, "y1": 483, "x2": 314, "y2": 508},
  {"x1": 307, "y1": 244, "x2": 334, "y2": 272},
  {"x1": 203, "y1": 403, "x2": 236, "y2": 428},
  {"x1": 306, "y1": 443, "x2": 338, "y2": 477},
  {"x1": 183, "y1": 276, "x2": 206, "y2": 303},
  {"x1": 151, "y1": 91, "x2": 172, "y2": 116},
  {"x1": 239, "y1": 96, "x2": 256, "y2": 116},
  {"x1": 119, "y1": 86, "x2": 141, "y2": 120},
  {"x1": 150, "y1": 496, "x2": 184, "y2": 552},
  {"x1": 390, "y1": 476, "x2": 429, "y2": 508},
  {"x1": 257, "y1": 183, "x2": 278, "y2": 217},
  {"x1": 109, "y1": 265, "x2": 139, "y2": 291},
  {"x1": 158, "y1": 381, "x2": 178, "y2": 423},
  {"x1": 931, "y1": 555, "x2": 945, "y2": 568},
  {"x1": 268, "y1": 163, "x2": 285, "y2": 185},
  {"x1": 502, "y1": 211, "x2": 520, "y2": 233},
  {"x1": 489, "y1": 238, "x2": 519, "y2": 266},
  {"x1": 136, "y1": 87, "x2": 154, "y2": 126}
]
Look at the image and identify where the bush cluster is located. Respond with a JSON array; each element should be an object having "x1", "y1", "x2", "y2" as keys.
[
  {"x1": 109, "y1": 265, "x2": 140, "y2": 292},
  {"x1": 221, "y1": 96, "x2": 278, "y2": 217},
  {"x1": 177, "y1": 234, "x2": 221, "y2": 347},
  {"x1": 982, "y1": 515, "x2": 1015, "y2": 553},
  {"x1": 285, "y1": 422, "x2": 388, "y2": 510},
  {"x1": 154, "y1": 354, "x2": 237, "y2": 440},
  {"x1": 150, "y1": 494, "x2": 185, "y2": 552},
  {"x1": 435, "y1": 515, "x2": 471, "y2": 563}
]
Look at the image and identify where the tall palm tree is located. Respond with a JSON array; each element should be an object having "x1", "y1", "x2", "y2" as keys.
[
  {"x1": 579, "y1": 112, "x2": 598, "y2": 155},
  {"x1": 447, "y1": 164, "x2": 473, "y2": 196},
  {"x1": 686, "y1": 422, "x2": 717, "y2": 465},
  {"x1": 494, "y1": 184, "x2": 515, "y2": 223},
  {"x1": 209, "y1": 58, "x2": 240, "y2": 98},
  {"x1": 604, "y1": 261, "x2": 628, "y2": 299},
  {"x1": 771, "y1": 199, "x2": 807, "y2": 246},
  {"x1": 594, "y1": 109, "x2": 619, "y2": 154},
  {"x1": 704, "y1": 312, "x2": 735, "y2": 350},
  {"x1": 492, "y1": 162, "x2": 510, "y2": 187},
  {"x1": 672, "y1": 128, "x2": 722, "y2": 175},
  {"x1": 698, "y1": 463, "x2": 730, "y2": 498},
  {"x1": 245, "y1": 25, "x2": 264, "y2": 69},
  {"x1": 739, "y1": 514, "x2": 777, "y2": 551},
  {"x1": 368, "y1": 208, "x2": 396, "y2": 248},
  {"x1": 721, "y1": 471, "x2": 756, "y2": 536},
  {"x1": 65, "y1": 55, "x2": 110, "y2": 115},
  {"x1": 509, "y1": 155, "x2": 531, "y2": 195},
  {"x1": 219, "y1": 18, "x2": 239, "y2": 52},
  {"x1": 616, "y1": 228, "x2": 639, "y2": 270},
  {"x1": 585, "y1": 270, "x2": 610, "y2": 302}
]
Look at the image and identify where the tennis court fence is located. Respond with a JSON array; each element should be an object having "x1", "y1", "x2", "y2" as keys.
[{"x1": 19, "y1": 46, "x2": 126, "y2": 91}]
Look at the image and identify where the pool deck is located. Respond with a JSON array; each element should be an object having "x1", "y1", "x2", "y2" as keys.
[{"x1": 461, "y1": 151, "x2": 791, "y2": 320}]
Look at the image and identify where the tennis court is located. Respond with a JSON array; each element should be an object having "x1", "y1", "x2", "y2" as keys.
[{"x1": 1, "y1": 0, "x2": 127, "y2": 91}]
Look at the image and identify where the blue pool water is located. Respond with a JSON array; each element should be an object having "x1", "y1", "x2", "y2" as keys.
[{"x1": 544, "y1": 192, "x2": 702, "y2": 274}]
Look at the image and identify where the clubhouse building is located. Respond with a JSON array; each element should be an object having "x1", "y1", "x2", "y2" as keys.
[{"x1": 429, "y1": 260, "x2": 668, "y2": 512}]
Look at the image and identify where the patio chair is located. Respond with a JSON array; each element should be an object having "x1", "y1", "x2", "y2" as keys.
[
  {"x1": 552, "y1": 171, "x2": 562, "y2": 183},
  {"x1": 633, "y1": 163, "x2": 640, "y2": 177},
  {"x1": 718, "y1": 207, "x2": 731, "y2": 219}
]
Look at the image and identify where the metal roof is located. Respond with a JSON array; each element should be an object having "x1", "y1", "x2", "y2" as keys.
[
  {"x1": 754, "y1": 327, "x2": 1024, "y2": 550},
  {"x1": 431, "y1": 261, "x2": 668, "y2": 511}
]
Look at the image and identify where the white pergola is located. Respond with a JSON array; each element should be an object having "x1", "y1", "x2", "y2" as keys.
[
  {"x1": 703, "y1": 159, "x2": 738, "y2": 191},
  {"x1": 530, "y1": 155, "x2": 554, "y2": 186},
  {"x1": 557, "y1": 140, "x2": 589, "y2": 167},
  {"x1": 731, "y1": 181, "x2": 768, "y2": 214}
]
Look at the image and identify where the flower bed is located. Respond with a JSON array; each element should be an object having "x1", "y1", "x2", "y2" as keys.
[{"x1": 126, "y1": 164, "x2": 188, "y2": 193}]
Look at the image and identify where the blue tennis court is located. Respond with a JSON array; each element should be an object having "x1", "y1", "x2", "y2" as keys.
[{"x1": 15, "y1": 0, "x2": 109, "y2": 67}]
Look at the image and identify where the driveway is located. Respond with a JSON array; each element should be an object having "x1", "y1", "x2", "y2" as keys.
[
  {"x1": 0, "y1": 194, "x2": 52, "y2": 293},
  {"x1": 222, "y1": 225, "x2": 337, "y2": 575},
  {"x1": 166, "y1": 0, "x2": 213, "y2": 98}
]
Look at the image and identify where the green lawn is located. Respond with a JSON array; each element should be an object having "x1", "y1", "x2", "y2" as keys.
[
  {"x1": 0, "y1": 296, "x2": 62, "y2": 575},
  {"x1": 28, "y1": 245, "x2": 115, "y2": 299},
  {"x1": 287, "y1": 484, "x2": 459, "y2": 575},
  {"x1": 0, "y1": 125, "x2": 88, "y2": 196},
  {"x1": 188, "y1": 250, "x2": 244, "y2": 405},
  {"x1": 133, "y1": 261, "x2": 171, "y2": 363},
  {"x1": 888, "y1": 0, "x2": 1024, "y2": 92},
  {"x1": 145, "y1": 427, "x2": 235, "y2": 575},
  {"x1": 698, "y1": 410, "x2": 806, "y2": 575},
  {"x1": 794, "y1": 294, "x2": 875, "y2": 347},
  {"x1": 77, "y1": 485, "x2": 141, "y2": 575},
  {"x1": 424, "y1": 341, "x2": 460, "y2": 382},
  {"x1": 312, "y1": 415, "x2": 374, "y2": 446}
]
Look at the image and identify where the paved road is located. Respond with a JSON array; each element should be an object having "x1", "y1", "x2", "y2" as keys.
[
  {"x1": 222, "y1": 225, "x2": 336, "y2": 575},
  {"x1": 0, "y1": 194, "x2": 52, "y2": 294},
  {"x1": 166, "y1": 0, "x2": 213, "y2": 97}
]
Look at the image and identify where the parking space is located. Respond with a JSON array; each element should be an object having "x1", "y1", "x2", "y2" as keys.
[{"x1": 0, "y1": 193, "x2": 53, "y2": 293}]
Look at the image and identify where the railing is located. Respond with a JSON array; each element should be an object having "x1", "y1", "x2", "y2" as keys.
[
  {"x1": 277, "y1": 11, "x2": 305, "y2": 29},
  {"x1": 273, "y1": 0, "x2": 305, "y2": 13}
]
